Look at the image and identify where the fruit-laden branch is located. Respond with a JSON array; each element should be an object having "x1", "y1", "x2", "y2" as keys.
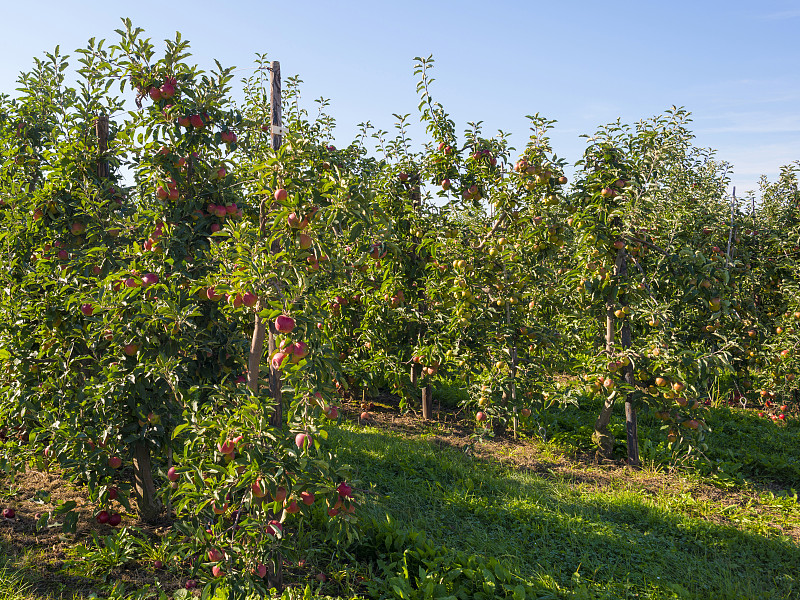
[
  {"x1": 473, "y1": 213, "x2": 507, "y2": 250},
  {"x1": 626, "y1": 235, "x2": 667, "y2": 255}
]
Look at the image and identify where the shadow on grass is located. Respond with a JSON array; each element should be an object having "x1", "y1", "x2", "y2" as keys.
[{"x1": 333, "y1": 426, "x2": 800, "y2": 600}]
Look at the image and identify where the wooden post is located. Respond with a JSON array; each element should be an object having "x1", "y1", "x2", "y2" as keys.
[
  {"x1": 618, "y1": 250, "x2": 640, "y2": 469},
  {"x1": 592, "y1": 303, "x2": 616, "y2": 461},
  {"x1": 268, "y1": 61, "x2": 283, "y2": 429},
  {"x1": 247, "y1": 62, "x2": 284, "y2": 429},
  {"x1": 410, "y1": 174, "x2": 433, "y2": 420}
]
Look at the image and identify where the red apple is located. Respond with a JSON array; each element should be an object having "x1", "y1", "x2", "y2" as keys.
[
  {"x1": 211, "y1": 565, "x2": 225, "y2": 577},
  {"x1": 267, "y1": 520, "x2": 283, "y2": 536},
  {"x1": 108, "y1": 456, "x2": 122, "y2": 469},
  {"x1": 149, "y1": 87, "x2": 162, "y2": 102},
  {"x1": 96, "y1": 510, "x2": 110, "y2": 524},
  {"x1": 271, "y1": 351, "x2": 290, "y2": 370},
  {"x1": 160, "y1": 82, "x2": 175, "y2": 99},
  {"x1": 141, "y1": 273, "x2": 159, "y2": 287},
  {"x1": 298, "y1": 233, "x2": 312, "y2": 250},
  {"x1": 251, "y1": 480, "x2": 266, "y2": 498},
  {"x1": 255, "y1": 563, "x2": 267, "y2": 578},
  {"x1": 274, "y1": 188, "x2": 288, "y2": 202},
  {"x1": 476, "y1": 411, "x2": 487, "y2": 422},
  {"x1": 190, "y1": 114, "x2": 204, "y2": 128},
  {"x1": 274, "y1": 486, "x2": 288, "y2": 504},
  {"x1": 300, "y1": 491, "x2": 315, "y2": 505},
  {"x1": 108, "y1": 513, "x2": 121, "y2": 527},
  {"x1": 167, "y1": 466, "x2": 179, "y2": 482},
  {"x1": 337, "y1": 482, "x2": 353, "y2": 498},
  {"x1": 295, "y1": 432, "x2": 311, "y2": 449},
  {"x1": 81, "y1": 303, "x2": 94, "y2": 316},
  {"x1": 275, "y1": 314, "x2": 295, "y2": 333},
  {"x1": 208, "y1": 548, "x2": 224, "y2": 562},
  {"x1": 242, "y1": 292, "x2": 257, "y2": 308},
  {"x1": 108, "y1": 487, "x2": 119, "y2": 501},
  {"x1": 123, "y1": 343, "x2": 138, "y2": 357}
]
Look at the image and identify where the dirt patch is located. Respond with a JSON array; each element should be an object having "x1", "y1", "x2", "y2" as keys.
[{"x1": 0, "y1": 469, "x2": 185, "y2": 597}]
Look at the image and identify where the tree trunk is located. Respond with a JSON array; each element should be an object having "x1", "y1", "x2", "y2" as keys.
[
  {"x1": 132, "y1": 441, "x2": 162, "y2": 523},
  {"x1": 593, "y1": 304, "x2": 616, "y2": 461}
]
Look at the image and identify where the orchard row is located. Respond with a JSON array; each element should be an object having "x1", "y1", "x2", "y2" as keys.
[{"x1": 0, "y1": 22, "x2": 798, "y2": 596}]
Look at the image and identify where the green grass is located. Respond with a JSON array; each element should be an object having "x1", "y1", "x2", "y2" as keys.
[
  {"x1": 332, "y1": 421, "x2": 800, "y2": 600},
  {"x1": 1, "y1": 396, "x2": 798, "y2": 599},
  {"x1": 540, "y1": 397, "x2": 800, "y2": 487}
]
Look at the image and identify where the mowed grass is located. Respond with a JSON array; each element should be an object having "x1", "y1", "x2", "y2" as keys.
[
  {"x1": 0, "y1": 395, "x2": 797, "y2": 600},
  {"x1": 332, "y1": 417, "x2": 800, "y2": 600}
]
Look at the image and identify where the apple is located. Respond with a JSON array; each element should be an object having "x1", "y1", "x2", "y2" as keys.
[
  {"x1": 287, "y1": 213, "x2": 302, "y2": 228},
  {"x1": 190, "y1": 114, "x2": 204, "y2": 128},
  {"x1": 160, "y1": 82, "x2": 175, "y2": 99},
  {"x1": 242, "y1": 291, "x2": 257, "y2": 308},
  {"x1": 153, "y1": 560, "x2": 164, "y2": 570},
  {"x1": 274, "y1": 188, "x2": 288, "y2": 202},
  {"x1": 108, "y1": 513, "x2": 121, "y2": 527},
  {"x1": 81, "y1": 303, "x2": 94, "y2": 316},
  {"x1": 275, "y1": 314, "x2": 295, "y2": 333},
  {"x1": 520, "y1": 408, "x2": 531, "y2": 417},
  {"x1": 255, "y1": 563, "x2": 267, "y2": 578},
  {"x1": 324, "y1": 405, "x2": 339, "y2": 419},
  {"x1": 360, "y1": 411, "x2": 371, "y2": 421},
  {"x1": 267, "y1": 520, "x2": 283, "y2": 536},
  {"x1": 149, "y1": 87, "x2": 162, "y2": 102},
  {"x1": 123, "y1": 343, "x2": 138, "y2": 357},
  {"x1": 206, "y1": 287, "x2": 223, "y2": 301},
  {"x1": 441, "y1": 179, "x2": 451, "y2": 190},
  {"x1": 271, "y1": 351, "x2": 290, "y2": 370},
  {"x1": 167, "y1": 466, "x2": 179, "y2": 482},
  {"x1": 300, "y1": 491, "x2": 315, "y2": 505},
  {"x1": 251, "y1": 480, "x2": 267, "y2": 498},
  {"x1": 298, "y1": 233, "x2": 313, "y2": 250},
  {"x1": 291, "y1": 341, "x2": 309, "y2": 359},
  {"x1": 399, "y1": 172, "x2": 409, "y2": 182},
  {"x1": 211, "y1": 565, "x2": 225, "y2": 577},
  {"x1": 274, "y1": 486, "x2": 288, "y2": 504},
  {"x1": 476, "y1": 411, "x2": 487, "y2": 422},
  {"x1": 185, "y1": 580, "x2": 198, "y2": 590},
  {"x1": 108, "y1": 456, "x2": 122, "y2": 469},
  {"x1": 108, "y1": 487, "x2": 119, "y2": 501},
  {"x1": 141, "y1": 273, "x2": 159, "y2": 287},
  {"x1": 71, "y1": 222, "x2": 86, "y2": 236},
  {"x1": 295, "y1": 432, "x2": 311, "y2": 449},
  {"x1": 96, "y1": 510, "x2": 110, "y2": 524},
  {"x1": 208, "y1": 548, "x2": 224, "y2": 562}
]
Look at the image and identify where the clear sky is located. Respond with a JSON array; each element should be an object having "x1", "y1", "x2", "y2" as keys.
[{"x1": 2, "y1": 1, "x2": 798, "y2": 197}]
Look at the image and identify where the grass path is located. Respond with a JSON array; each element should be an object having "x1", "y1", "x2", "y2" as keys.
[{"x1": 332, "y1": 422, "x2": 800, "y2": 600}]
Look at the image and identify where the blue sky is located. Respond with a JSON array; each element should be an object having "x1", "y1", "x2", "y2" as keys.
[{"x1": 2, "y1": 1, "x2": 798, "y2": 197}]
